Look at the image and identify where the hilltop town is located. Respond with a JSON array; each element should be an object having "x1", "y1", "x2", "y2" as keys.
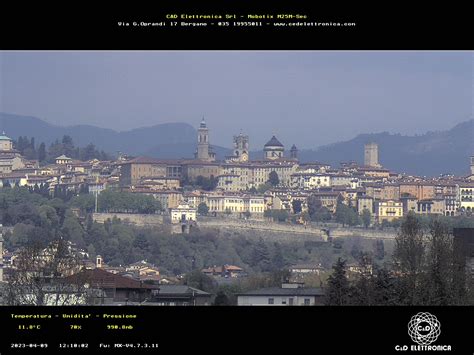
[
  {"x1": 2, "y1": 118, "x2": 473, "y2": 222},
  {"x1": 0, "y1": 118, "x2": 473, "y2": 306}
]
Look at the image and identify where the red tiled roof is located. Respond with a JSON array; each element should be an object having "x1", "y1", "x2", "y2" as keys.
[{"x1": 67, "y1": 268, "x2": 155, "y2": 289}]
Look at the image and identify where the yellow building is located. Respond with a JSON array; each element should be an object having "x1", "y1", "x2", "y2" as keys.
[
  {"x1": 458, "y1": 184, "x2": 474, "y2": 214},
  {"x1": 171, "y1": 202, "x2": 197, "y2": 224},
  {"x1": 375, "y1": 200, "x2": 403, "y2": 223},
  {"x1": 206, "y1": 193, "x2": 265, "y2": 215}
]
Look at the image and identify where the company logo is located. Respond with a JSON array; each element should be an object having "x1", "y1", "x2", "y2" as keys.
[
  {"x1": 394, "y1": 312, "x2": 451, "y2": 352},
  {"x1": 407, "y1": 312, "x2": 441, "y2": 346}
]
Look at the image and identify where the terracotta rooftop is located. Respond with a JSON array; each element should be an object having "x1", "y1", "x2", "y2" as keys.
[{"x1": 67, "y1": 268, "x2": 156, "y2": 289}]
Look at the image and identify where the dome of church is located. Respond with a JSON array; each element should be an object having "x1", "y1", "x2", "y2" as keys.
[{"x1": 264, "y1": 136, "x2": 284, "y2": 148}]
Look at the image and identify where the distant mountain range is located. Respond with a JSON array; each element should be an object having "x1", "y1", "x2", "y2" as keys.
[
  {"x1": 0, "y1": 112, "x2": 196, "y2": 156},
  {"x1": 298, "y1": 120, "x2": 474, "y2": 176},
  {"x1": 1, "y1": 112, "x2": 473, "y2": 176}
]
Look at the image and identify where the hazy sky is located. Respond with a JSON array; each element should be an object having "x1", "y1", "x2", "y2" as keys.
[{"x1": 0, "y1": 51, "x2": 472, "y2": 149}]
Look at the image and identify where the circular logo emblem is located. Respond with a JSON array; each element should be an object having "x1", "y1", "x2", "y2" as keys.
[{"x1": 408, "y1": 312, "x2": 441, "y2": 345}]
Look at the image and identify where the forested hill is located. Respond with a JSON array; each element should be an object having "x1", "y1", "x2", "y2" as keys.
[{"x1": 0, "y1": 112, "x2": 197, "y2": 156}]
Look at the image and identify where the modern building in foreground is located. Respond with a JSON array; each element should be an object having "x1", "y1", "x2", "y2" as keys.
[{"x1": 237, "y1": 282, "x2": 325, "y2": 306}]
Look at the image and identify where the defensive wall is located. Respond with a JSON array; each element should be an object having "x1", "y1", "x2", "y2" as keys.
[{"x1": 91, "y1": 213, "x2": 397, "y2": 240}]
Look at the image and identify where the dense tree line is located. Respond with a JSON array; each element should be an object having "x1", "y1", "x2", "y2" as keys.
[
  {"x1": 325, "y1": 212, "x2": 474, "y2": 305},
  {"x1": 12, "y1": 135, "x2": 111, "y2": 164}
]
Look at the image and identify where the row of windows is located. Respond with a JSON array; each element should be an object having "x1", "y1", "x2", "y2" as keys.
[
  {"x1": 379, "y1": 209, "x2": 402, "y2": 215},
  {"x1": 268, "y1": 298, "x2": 311, "y2": 305},
  {"x1": 208, "y1": 205, "x2": 263, "y2": 212}
]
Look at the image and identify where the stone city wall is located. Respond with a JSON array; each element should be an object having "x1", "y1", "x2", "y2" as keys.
[
  {"x1": 91, "y1": 213, "x2": 397, "y2": 240},
  {"x1": 92, "y1": 213, "x2": 165, "y2": 226}
]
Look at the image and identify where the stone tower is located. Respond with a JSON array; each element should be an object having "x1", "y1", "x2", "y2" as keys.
[
  {"x1": 364, "y1": 142, "x2": 380, "y2": 168},
  {"x1": 197, "y1": 118, "x2": 210, "y2": 161},
  {"x1": 233, "y1": 132, "x2": 249, "y2": 162},
  {"x1": 290, "y1": 144, "x2": 298, "y2": 160},
  {"x1": 195, "y1": 118, "x2": 215, "y2": 161}
]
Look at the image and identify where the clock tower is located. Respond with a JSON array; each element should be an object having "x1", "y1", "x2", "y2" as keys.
[{"x1": 233, "y1": 132, "x2": 249, "y2": 162}]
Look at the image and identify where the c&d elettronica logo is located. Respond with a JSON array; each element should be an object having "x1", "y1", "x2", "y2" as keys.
[
  {"x1": 394, "y1": 312, "x2": 452, "y2": 352},
  {"x1": 408, "y1": 312, "x2": 441, "y2": 346}
]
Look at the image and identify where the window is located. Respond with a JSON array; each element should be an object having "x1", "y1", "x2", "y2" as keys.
[
  {"x1": 268, "y1": 298, "x2": 274, "y2": 305},
  {"x1": 281, "y1": 298, "x2": 287, "y2": 305},
  {"x1": 304, "y1": 298, "x2": 311, "y2": 305},
  {"x1": 289, "y1": 298, "x2": 294, "y2": 306}
]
